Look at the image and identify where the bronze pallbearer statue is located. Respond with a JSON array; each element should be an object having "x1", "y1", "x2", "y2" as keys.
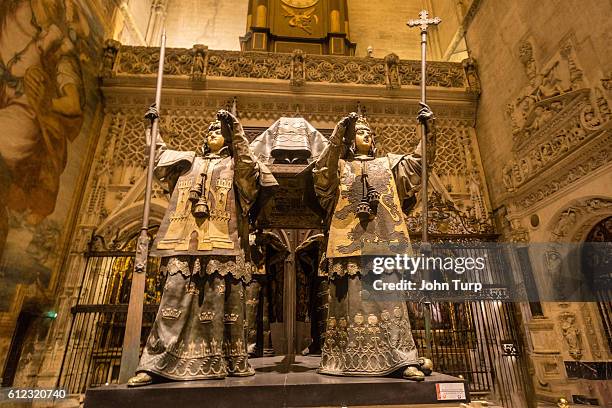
[
  {"x1": 128, "y1": 110, "x2": 278, "y2": 386},
  {"x1": 312, "y1": 104, "x2": 436, "y2": 381}
]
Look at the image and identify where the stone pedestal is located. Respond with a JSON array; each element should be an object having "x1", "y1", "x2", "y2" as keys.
[{"x1": 84, "y1": 356, "x2": 469, "y2": 408}]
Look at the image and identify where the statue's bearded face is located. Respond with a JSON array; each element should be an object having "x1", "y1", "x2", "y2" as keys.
[
  {"x1": 206, "y1": 126, "x2": 225, "y2": 154},
  {"x1": 355, "y1": 125, "x2": 373, "y2": 155}
]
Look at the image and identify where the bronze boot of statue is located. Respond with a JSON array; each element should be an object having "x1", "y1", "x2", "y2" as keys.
[{"x1": 127, "y1": 372, "x2": 153, "y2": 387}]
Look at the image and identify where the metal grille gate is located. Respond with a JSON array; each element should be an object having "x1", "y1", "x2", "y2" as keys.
[
  {"x1": 58, "y1": 250, "x2": 163, "y2": 394},
  {"x1": 409, "y1": 237, "x2": 532, "y2": 406}
]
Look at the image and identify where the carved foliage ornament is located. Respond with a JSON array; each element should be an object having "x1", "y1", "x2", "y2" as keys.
[
  {"x1": 550, "y1": 198, "x2": 612, "y2": 241},
  {"x1": 106, "y1": 45, "x2": 467, "y2": 89},
  {"x1": 515, "y1": 139, "x2": 610, "y2": 209}
]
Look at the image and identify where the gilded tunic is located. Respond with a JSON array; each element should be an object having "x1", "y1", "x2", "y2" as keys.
[{"x1": 326, "y1": 156, "x2": 416, "y2": 259}]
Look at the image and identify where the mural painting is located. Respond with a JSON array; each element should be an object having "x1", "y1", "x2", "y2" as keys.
[{"x1": 0, "y1": 0, "x2": 104, "y2": 311}]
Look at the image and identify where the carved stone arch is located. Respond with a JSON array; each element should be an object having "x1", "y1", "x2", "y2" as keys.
[
  {"x1": 547, "y1": 196, "x2": 612, "y2": 243},
  {"x1": 541, "y1": 196, "x2": 612, "y2": 302},
  {"x1": 94, "y1": 200, "x2": 166, "y2": 248}
]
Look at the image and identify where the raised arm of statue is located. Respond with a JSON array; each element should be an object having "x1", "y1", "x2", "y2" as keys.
[
  {"x1": 144, "y1": 106, "x2": 195, "y2": 193},
  {"x1": 312, "y1": 113, "x2": 358, "y2": 215},
  {"x1": 391, "y1": 103, "x2": 437, "y2": 213},
  {"x1": 218, "y1": 109, "x2": 277, "y2": 215}
]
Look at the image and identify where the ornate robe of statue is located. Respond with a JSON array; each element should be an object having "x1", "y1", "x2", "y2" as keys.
[
  {"x1": 130, "y1": 111, "x2": 277, "y2": 385},
  {"x1": 295, "y1": 233, "x2": 329, "y2": 355},
  {"x1": 245, "y1": 231, "x2": 288, "y2": 356},
  {"x1": 312, "y1": 111, "x2": 435, "y2": 378}
]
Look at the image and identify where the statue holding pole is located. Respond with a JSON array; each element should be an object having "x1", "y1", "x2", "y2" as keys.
[
  {"x1": 310, "y1": 9, "x2": 440, "y2": 382},
  {"x1": 121, "y1": 33, "x2": 279, "y2": 388}
]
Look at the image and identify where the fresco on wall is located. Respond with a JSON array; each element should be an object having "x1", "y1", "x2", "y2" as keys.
[{"x1": 0, "y1": 0, "x2": 104, "y2": 311}]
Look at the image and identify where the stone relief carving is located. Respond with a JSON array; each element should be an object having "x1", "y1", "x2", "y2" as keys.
[
  {"x1": 558, "y1": 311, "x2": 583, "y2": 360},
  {"x1": 101, "y1": 39, "x2": 121, "y2": 78},
  {"x1": 304, "y1": 54, "x2": 386, "y2": 84},
  {"x1": 462, "y1": 57, "x2": 481, "y2": 95},
  {"x1": 190, "y1": 44, "x2": 208, "y2": 81},
  {"x1": 384, "y1": 53, "x2": 401, "y2": 89},
  {"x1": 551, "y1": 198, "x2": 612, "y2": 241},
  {"x1": 502, "y1": 38, "x2": 611, "y2": 194},
  {"x1": 106, "y1": 44, "x2": 467, "y2": 89},
  {"x1": 503, "y1": 215, "x2": 530, "y2": 243},
  {"x1": 515, "y1": 139, "x2": 610, "y2": 210},
  {"x1": 399, "y1": 60, "x2": 465, "y2": 88},
  {"x1": 208, "y1": 50, "x2": 292, "y2": 79},
  {"x1": 580, "y1": 306, "x2": 603, "y2": 359},
  {"x1": 290, "y1": 49, "x2": 306, "y2": 86}
]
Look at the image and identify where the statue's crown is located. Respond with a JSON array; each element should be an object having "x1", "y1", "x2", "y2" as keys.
[
  {"x1": 208, "y1": 119, "x2": 221, "y2": 132},
  {"x1": 355, "y1": 115, "x2": 371, "y2": 130}
]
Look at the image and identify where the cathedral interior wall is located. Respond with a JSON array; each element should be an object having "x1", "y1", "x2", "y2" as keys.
[
  {"x1": 163, "y1": 0, "x2": 249, "y2": 49},
  {"x1": 465, "y1": 3, "x2": 612, "y2": 403},
  {"x1": 0, "y1": 0, "x2": 113, "y2": 385},
  {"x1": 465, "y1": 0, "x2": 611, "y2": 209},
  {"x1": 347, "y1": 0, "x2": 433, "y2": 59},
  {"x1": 117, "y1": 0, "x2": 467, "y2": 61}
]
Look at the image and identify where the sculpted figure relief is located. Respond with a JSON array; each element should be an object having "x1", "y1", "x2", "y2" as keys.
[
  {"x1": 312, "y1": 104, "x2": 436, "y2": 380},
  {"x1": 128, "y1": 110, "x2": 278, "y2": 386}
]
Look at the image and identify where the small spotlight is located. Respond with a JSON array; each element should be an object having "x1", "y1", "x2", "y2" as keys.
[{"x1": 44, "y1": 311, "x2": 58, "y2": 319}]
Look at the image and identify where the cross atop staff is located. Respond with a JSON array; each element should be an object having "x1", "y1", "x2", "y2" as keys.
[
  {"x1": 407, "y1": 10, "x2": 441, "y2": 33},
  {"x1": 407, "y1": 9, "x2": 440, "y2": 362}
]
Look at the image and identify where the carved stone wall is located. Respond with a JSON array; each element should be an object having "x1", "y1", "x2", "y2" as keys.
[{"x1": 466, "y1": 1, "x2": 612, "y2": 405}]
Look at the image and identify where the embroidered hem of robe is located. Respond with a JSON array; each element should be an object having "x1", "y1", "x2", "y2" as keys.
[{"x1": 318, "y1": 257, "x2": 418, "y2": 377}]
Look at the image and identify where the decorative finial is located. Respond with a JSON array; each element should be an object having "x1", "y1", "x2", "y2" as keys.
[{"x1": 407, "y1": 9, "x2": 441, "y2": 32}]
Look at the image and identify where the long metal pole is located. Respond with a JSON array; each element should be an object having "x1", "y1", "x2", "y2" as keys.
[
  {"x1": 419, "y1": 27, "x2": 434, "y2": 362},
  {"x1": 118, "y1": 30, "x2": 167, "y2": 384},
  {"x1": 420, "y1": 29, "x2": 428, "y2": 246},
  {"x1": 408, "y1": 10, "x2": 440, "y2": 361}
]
